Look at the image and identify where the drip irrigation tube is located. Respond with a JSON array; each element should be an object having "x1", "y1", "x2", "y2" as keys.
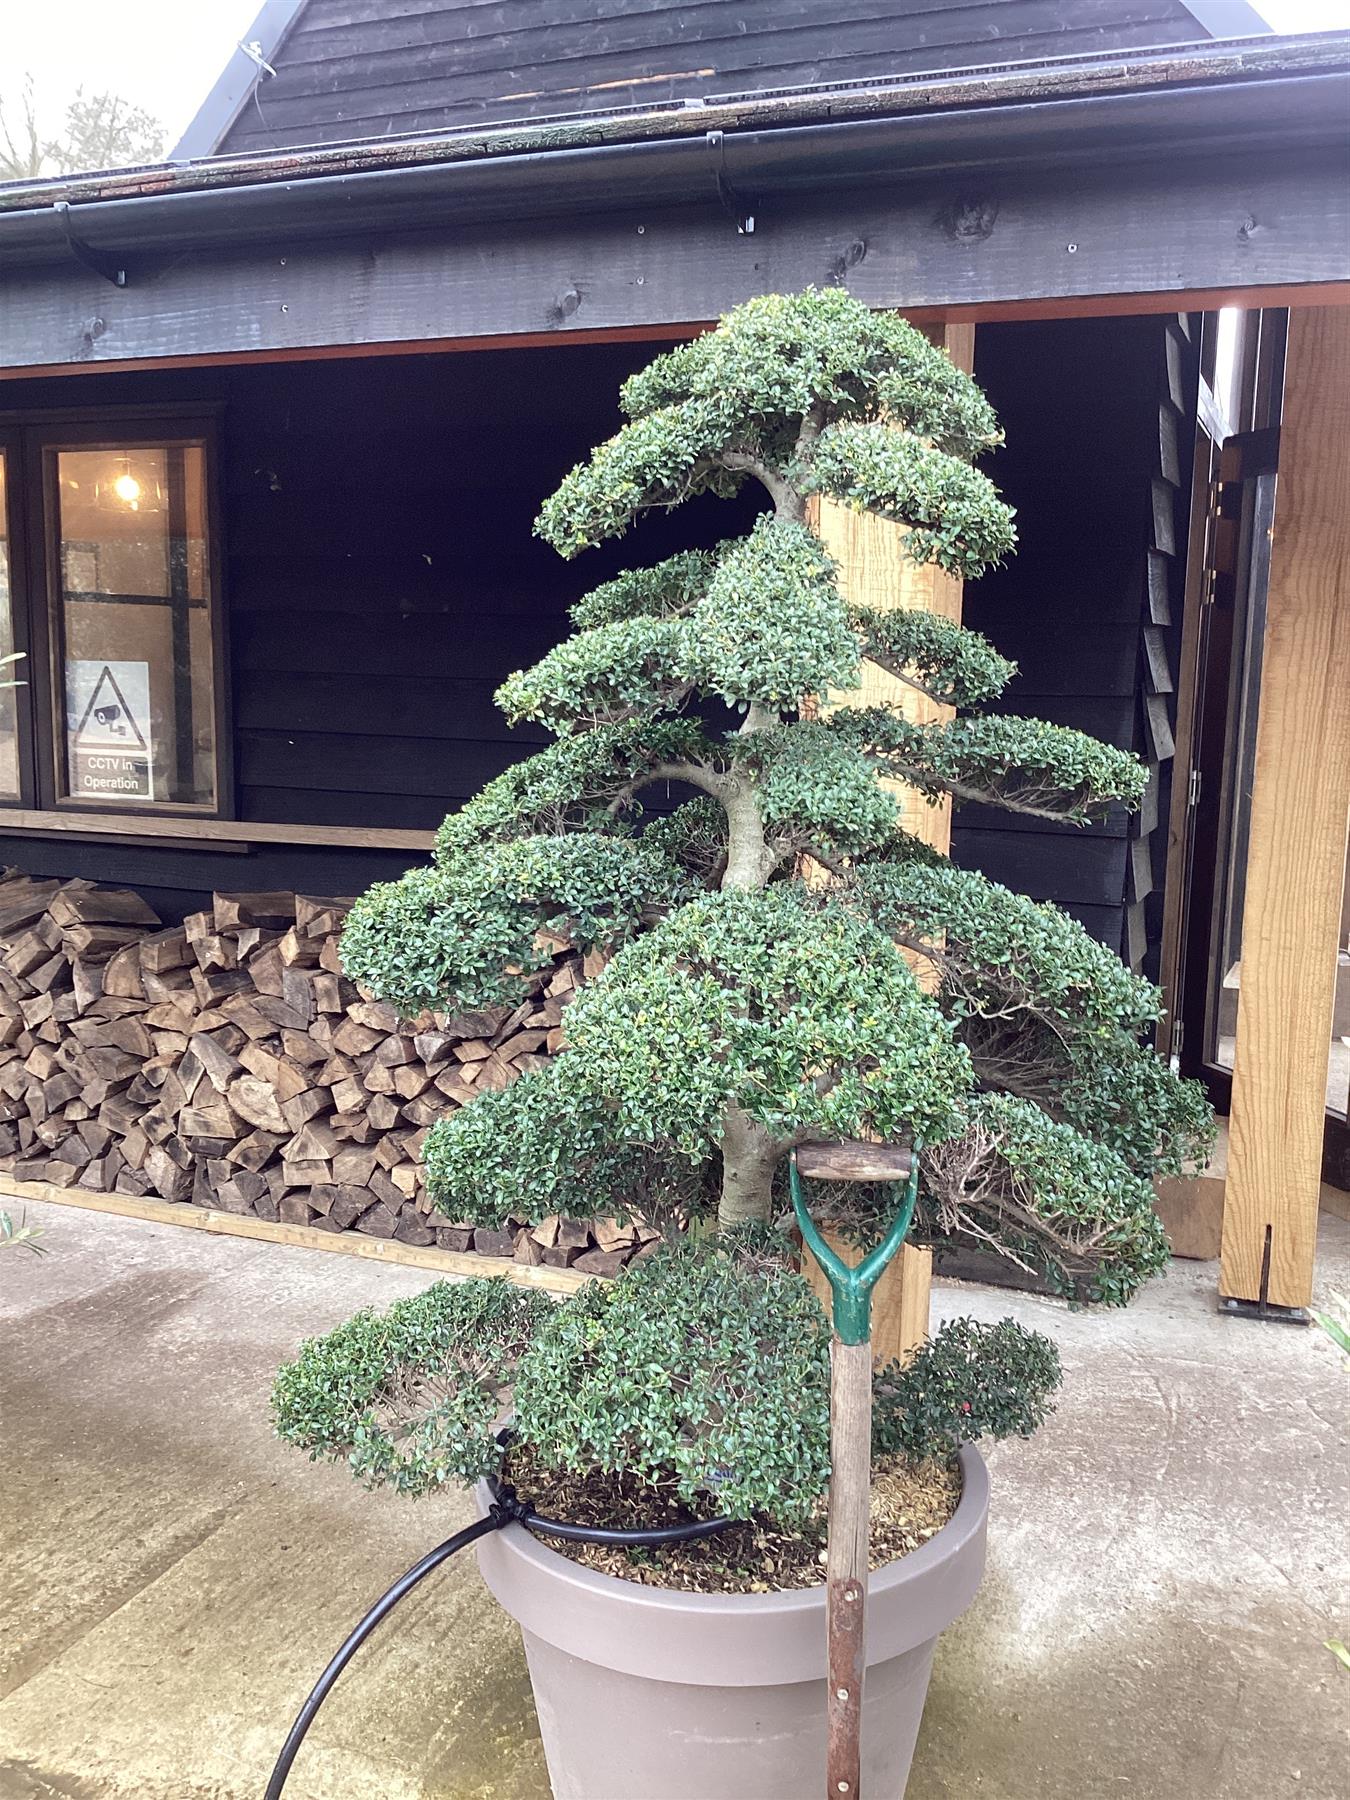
[{"x1": 265, "y1": 1481, "x2": 734, "y2": 1799}]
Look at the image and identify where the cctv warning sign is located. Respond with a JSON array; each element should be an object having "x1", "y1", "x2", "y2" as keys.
[{"x1": 67, "y1": 661, "x2": 154, "y2": 799}]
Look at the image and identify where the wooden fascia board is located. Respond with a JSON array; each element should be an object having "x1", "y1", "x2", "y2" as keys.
[{"x1": 1, "y1": 149, "x2": 1347, "y2": 374}]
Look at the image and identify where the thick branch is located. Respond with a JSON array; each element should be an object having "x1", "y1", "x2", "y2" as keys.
[
  {"x1": 860, "y1": 648, "x2": 956, "y2": 709},
  {"x1": 719, "y1": 450, "x2": 806, "y2": 522},
  {"x1": 739, "y1": 700, "x2": 780, "y2": 735},
  {"x1": 722, "y1": 775, "x2": 776, "y2": 890},
  {"x1": 872, "y1": 759, "x2": 1100, "y2": 824},
  {"x1": 718, "y1": 1102, "x2": 780, "y2": 1227},
  {"x1": 794, "y1": 399, "x2": 829, "y2": 462},
  {"x1": 604, "y1": 760, "x2": 728, "y2": 819}
]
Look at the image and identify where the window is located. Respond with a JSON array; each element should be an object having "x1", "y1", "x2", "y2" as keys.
[{"x1": 0, "y1": 412, "x2": 227, "y2": 817}]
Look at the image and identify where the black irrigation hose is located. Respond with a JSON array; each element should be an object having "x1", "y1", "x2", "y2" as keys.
[
  {"x1": 263, "y1": 1508, "x2": 504, "y2": 1800},
  {"x1": 264, "y1": 1485, "x2": 735, "y2": 1799},
  {"x1": 491, "y1": 1473, "x2": 737, "y2": 1547}
]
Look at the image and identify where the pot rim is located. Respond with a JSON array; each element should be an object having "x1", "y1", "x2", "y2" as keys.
[{"x1": 475, "y1": 1441, "x2": 988, "y2": 1617}]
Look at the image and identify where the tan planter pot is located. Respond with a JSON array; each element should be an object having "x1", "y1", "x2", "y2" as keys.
[{"x1": 475, "y1": 1445, "x2": 988, "y2": 1799}]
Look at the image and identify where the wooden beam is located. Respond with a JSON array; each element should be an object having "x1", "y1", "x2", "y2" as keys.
[
  {"x1": 1220, "y1": 307, "x2": 1350, "y2": 1310},
  {"x1": 5, "y1": 290, "x2": 1350, "y2": 386},
  {"x1": 0, "y1": 807, "x2": 434, "y2": 851},
  {"x1": 2, "y1": 150, "x2": 1345, "y2": 372},
  {"x1": 0, "y1": 1172, "x2": 589, "y2": 1296}
]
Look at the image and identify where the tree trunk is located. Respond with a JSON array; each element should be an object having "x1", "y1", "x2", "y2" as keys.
[
  {"x1": 718, "y1": 1103, "x2": 778, "y2": 1227},
  {"x1": 721, "y1": 776, "x2": 775, "y2": 892}
]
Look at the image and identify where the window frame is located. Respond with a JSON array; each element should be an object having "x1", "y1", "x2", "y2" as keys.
[
  {"x1": 0, "y1": 406, "x2": 232, "y2": 822},
  {"x1": 0, "y1": 426, "x2": 42, "y2": 808}
]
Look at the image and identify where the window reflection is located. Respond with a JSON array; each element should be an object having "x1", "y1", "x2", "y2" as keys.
[{"x1": 52, "y1": 444, "x2": 215, "y2": 807}]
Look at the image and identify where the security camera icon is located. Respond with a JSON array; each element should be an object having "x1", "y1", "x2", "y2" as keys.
[{"x1": 94, "y1": 703, "x2": 128, "y2": 736}]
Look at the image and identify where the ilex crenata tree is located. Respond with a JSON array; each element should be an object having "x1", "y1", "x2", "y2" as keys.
[{"x1": 342, "y1": 290, "x2": 1211, "y2": 1304}]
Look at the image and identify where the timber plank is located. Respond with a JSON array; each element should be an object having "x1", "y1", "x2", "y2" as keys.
[
  {"x1": 0, "y1": 1173, "x2": 589, "y2": 1294},
  {"x1": 815, "y1": 321, "x2": 972, "y2": 858}
]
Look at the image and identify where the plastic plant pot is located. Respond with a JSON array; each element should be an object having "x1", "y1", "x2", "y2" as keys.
[{"x1": 474, "y1": 1444, "x2": 989, "y2": 1800}]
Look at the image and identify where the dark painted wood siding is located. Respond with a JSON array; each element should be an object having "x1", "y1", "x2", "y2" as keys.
[
  {"x1": 0, "y1": 342, "x2": 760, "y2": 918},
  {"x1": 953, "y1": 314, "x2": 1196, "y2": 972},
  {"x1": 220, "y1": 0, "x2": 1213, "y2": 151}
]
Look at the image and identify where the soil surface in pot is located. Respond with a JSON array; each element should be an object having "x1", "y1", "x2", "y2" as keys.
[{"x1": 502, "y1": 1444, "x2": 961, "y2": 1594}]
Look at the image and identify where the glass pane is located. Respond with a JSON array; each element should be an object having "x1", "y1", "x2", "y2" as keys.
[
  {"x1": 52, "y1": 444, "x2": 215, "y2": 807},
  {"x1": 1207, "y1": 473, "x2": 1275, "y2": 1080},
  {"x1": 0, "y1": 457, "x2": 20, "y2": 798}
]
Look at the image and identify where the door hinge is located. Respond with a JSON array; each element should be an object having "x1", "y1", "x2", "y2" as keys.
[
  {"x1": 1170, "y1": 1019, "x2": 1185, "y2": 1070},
  {"x1": 1187, "y1": 767, "x2": 1202, "y2": 809}
]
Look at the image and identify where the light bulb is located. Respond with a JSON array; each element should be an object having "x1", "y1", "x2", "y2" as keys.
[{"x1": 113, "y1": 473, "x2": 141, "y2": 504}]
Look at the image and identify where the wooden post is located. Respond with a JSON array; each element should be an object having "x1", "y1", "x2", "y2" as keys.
[
  {"x1": 1220, "y1": 306, "x2": 1350, "y2": 1311},
  {"x1": 813, "y1": 323, "x2": 975, "y2": 860}
]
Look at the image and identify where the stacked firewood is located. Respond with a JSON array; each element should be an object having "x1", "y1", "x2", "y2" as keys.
[{"x1": 0, "y1": 870, "x2": 656, "y2": 1275}]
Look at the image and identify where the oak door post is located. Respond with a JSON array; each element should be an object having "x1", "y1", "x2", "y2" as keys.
[{"x1": 1220, "y1": 306, "x2": 1350, "y2": 1310}]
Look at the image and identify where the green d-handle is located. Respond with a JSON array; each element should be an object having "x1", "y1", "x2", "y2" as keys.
[{"x1": 788, "y1": 1144, "x2": 923, "y2": 1346}]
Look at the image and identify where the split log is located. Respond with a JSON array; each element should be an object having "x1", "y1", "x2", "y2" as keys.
[{"x1": 0, "y1": 870, "x2": 642, "y2": 1277}]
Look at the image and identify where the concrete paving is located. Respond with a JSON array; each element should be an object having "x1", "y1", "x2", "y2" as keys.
[{"x1": 0, "y1": 1197, "x2": 1346, "y2": 1800}]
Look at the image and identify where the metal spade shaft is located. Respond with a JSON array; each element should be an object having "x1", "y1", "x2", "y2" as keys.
[{"x1": 790, "y1": 1140, "x2": 922, "y2": 1800}]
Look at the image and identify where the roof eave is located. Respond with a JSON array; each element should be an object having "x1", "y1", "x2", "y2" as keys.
[{"x1": 0, "y1": 31, "x2": 1345, "y2": 271}]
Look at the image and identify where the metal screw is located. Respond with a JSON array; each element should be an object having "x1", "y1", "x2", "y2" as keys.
[
  {"x1": 836, "y1": 1687, "x2": 849, "y2": 1700},
  {"x1": 1066, "y1": 243, "x2": 1078, "y2": 254},
  {"x1": 280, "y1": 303, "x2": 289, "y2": 313},
  {"x1": 637, "y1": 276, "x2": 645, "y2": 286},
  {"x1": 844, "y1": 1588, "x2": 859, "y2": 1602},
  {"x1": 838, "y1": 1784, "x2": 851, "y2": 1794},
  {"x1": 637, "y1": 224, "x2": 645, "y2": 235}
]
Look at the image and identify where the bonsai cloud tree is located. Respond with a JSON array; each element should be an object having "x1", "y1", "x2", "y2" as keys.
[{"x1": 338, "y1": 287, "x2": 1211, "y2": 1305}]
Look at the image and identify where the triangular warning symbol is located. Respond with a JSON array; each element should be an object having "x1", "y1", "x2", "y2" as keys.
[{"x1": 72, "y1": 665, "x2": 148, "y2": 752}]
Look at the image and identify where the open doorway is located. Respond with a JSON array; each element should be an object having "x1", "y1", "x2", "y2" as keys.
[{"x1": 1160, "y1": 306, "x2": 1349, "y2": 1191}]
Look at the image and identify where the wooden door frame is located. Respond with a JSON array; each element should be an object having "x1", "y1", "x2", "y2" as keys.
[{"x1": 1218, "y1": 305, "x2": 1350, "y2": 1309}]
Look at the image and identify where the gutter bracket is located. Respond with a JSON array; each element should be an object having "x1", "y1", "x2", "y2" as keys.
[
  {"x1": 53, "y1": 201, "x2": 127, "y2": 287},
  {"x1": 706, "y1": 130, "x2": 755, "y2": 235}
]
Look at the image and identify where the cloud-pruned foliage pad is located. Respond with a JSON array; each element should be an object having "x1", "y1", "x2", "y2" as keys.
[
  {"x1": 341, "y1": 833, "x2": 688, "y2": 1014},
  {"x1": 274, "y1": 1246, "x2": 1063, "y2": 1525},
  {"x1": 873, "y1": 1316, "x2": 1062, "y2": 1460},
  {"x1": 272, "y1": 1280, "x2": 550, "y2": 1496}
]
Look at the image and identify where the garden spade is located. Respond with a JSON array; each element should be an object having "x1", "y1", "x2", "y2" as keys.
[{"x1": 790, "y1": 1139, "x2": 923, "y2": 1800}]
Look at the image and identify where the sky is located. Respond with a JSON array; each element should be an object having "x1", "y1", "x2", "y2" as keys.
[
  {"x1": 1, "y1": 0, "x2": 1346, "y2": 164},
  {"x1": 4, "y1": 0, "x2": 261, "y2": 154}
]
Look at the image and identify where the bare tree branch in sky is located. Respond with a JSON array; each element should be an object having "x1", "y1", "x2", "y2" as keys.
[{"x1": 0, "y1": 77, "x2": 164, "y2": 180}]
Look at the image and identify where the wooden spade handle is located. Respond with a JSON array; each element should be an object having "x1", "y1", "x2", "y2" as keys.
[
  {"x1": 797, "y1": 1139, "x2": 913, "y2": 1183},
  {"x1": 825, "y1": 1337, "x2": 873, "y2": 1799}
]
